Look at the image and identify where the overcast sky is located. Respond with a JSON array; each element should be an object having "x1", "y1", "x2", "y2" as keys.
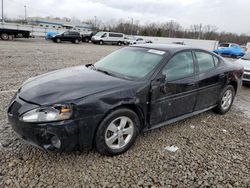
[{"x1": 3, "y1": 0, "x2": 250, "y2": 34}]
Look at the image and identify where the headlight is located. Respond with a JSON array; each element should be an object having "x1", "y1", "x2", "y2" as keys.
[{"x1": 20, "y1": 104, "x2": 72, "y2": 123}]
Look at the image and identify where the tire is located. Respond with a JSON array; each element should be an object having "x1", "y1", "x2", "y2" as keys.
[
  {"x1": 74, "y1": 39, "x2": 79, "y2": 44},
  {"x1": 1, "y1": 33, "x2": 9, "y2": 40},
  {"x1": 117, "y1": 41, "x2": 122, "y2": 46},
  {"x1": 56, "y1": 38, "x2": 61, "y2": 43},
  {"x1": 95, "y1": 108, "x2": 140, "y2": 156},
  {"x1": 213, "y1": 85, "x2": 235, "y2": 115},
  {"x1": 99, "y1": 40, "x2": 103, "y2": 45}
]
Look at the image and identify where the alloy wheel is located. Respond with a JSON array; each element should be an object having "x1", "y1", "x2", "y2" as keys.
[
  {"x1": 221, "y1": 89, "x2": 233, "y2": 110},
  {"x1": 105, "y1": 116, "x2": 134, "y2": 150}
]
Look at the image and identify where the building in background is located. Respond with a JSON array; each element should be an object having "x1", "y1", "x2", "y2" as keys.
[{"x1": 28, "y1": 17, "x2": 93, "y2": 33}]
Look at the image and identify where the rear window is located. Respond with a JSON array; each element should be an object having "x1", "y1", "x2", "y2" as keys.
[
  {"x1": 109, "y1": 33, "x2": 123, "y2": 37},
  {"x1": 195, "y1": 51, "x2": 215, "y2": 72},
  {"x1": 69, "y1": 32, "x2": 79, "y2": 36}
]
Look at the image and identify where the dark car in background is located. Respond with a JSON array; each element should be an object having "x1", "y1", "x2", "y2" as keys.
[
  {"x1": 52, "y1": 31, "x2": 81, "y2": 44},
  {"x1": 82, "y1": 31, "x2": 98, "y2": 42},
  {"x1": 7, "y1": 44, "x2": 243, "y2": 156}
]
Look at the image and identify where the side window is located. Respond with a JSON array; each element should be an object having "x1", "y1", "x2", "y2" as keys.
[
  {"x1": 162, "y1": 52, "x2": 194, "y2": 81},
  {"x1": 213, "y1": 56, "x2": 219, "y2": 66},
  {"x1": 102, "y1": 33, "x2": 107, "y2": 37},
  {"x1": 195, "y1": 52, "x2": 215, "y2": 72}
]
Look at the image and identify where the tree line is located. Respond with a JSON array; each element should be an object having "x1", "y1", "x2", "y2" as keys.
[{"x1": 90, "y1": 20, "x2": 250, "y2": 45}]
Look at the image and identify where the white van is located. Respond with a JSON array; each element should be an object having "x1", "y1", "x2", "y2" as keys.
[{"x1": 91, "y1": 32, "x2": 125, "y2": 45}]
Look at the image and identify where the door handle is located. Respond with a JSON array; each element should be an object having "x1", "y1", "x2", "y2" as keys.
[{"x1": 187, "y1": 82, "x2": 195, "y2": 86}]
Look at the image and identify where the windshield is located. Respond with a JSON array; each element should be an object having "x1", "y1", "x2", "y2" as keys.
[
  {"x1": 242, "y1": 52, "x2": 250, "y2": 60},
  {"x1": 94, "y1": 32, "x2": 105, "y2": 37},
  {"x1": 95, "y1": 47, "x2": 166, "y2": 79}
]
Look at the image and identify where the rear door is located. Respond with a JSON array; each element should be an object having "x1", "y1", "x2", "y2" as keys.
[
  {"x1": 194, "y1": 50, "x2": 226, "y2": 111},
  {"x1": 149, "y1": 51, "x2": 197, "y2": 126}
]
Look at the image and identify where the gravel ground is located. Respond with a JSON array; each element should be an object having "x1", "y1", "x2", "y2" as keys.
[{"x1": 0, "y1": 38, "x2": 249, "y2": 187}]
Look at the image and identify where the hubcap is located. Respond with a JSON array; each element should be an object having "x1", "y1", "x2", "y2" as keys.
[
  {"x1": 221, "y1": 89, "x2": 233, "y2": 110},
  {"x1": 105, "y1": 116, "x2": 134, "y2": 150}
]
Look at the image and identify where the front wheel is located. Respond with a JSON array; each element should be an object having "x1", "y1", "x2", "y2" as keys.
[
  {"x1": 56, "y1": 38, "x2": 61, "y2": 43},
  {"x1": 213, "y1": 85, "x2": 235, "y2": 114},
  {"x1": 1, "y1": 33, "x2": 9, "y2": 40},
  {"x1": 99, "y1": 40, "x2": 104, "y2": 45},
  {"x1": 95, "y1": 108, "x2": 140, "y2": 156}
]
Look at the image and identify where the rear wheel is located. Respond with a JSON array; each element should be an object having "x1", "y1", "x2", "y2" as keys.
[
  {"x1": 117, "y1": 41, "x2": 122, "y2": 46},
  {"x1": 1, "y1": 33, "x2": 9, "y2": 40},
  {"x1": 213, "y1": 85, "x2": 235, "y2": 114},
  {"x1": 74, "y1": 39, "x2": 79, "y2": 44},
  {"x1": 95, "y1": 108, "x2": 140, "y2": 156}
]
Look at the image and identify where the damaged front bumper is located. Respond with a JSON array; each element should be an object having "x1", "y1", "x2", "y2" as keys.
[{"x1": 7, "y1": 96, "x2": 81, "y2": 152}]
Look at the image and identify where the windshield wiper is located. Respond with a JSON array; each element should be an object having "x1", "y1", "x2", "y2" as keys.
[
  {"x1": 96, "y1": 68, "x2": 113, "y2": 76},
  {"x1": 87, "y1": 64, "x2": 113, "y2": 76}
]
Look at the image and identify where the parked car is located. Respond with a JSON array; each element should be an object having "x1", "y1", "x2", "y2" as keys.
[
  {"x1": 45, "y1": 31, "x2": 58, "y2": 40},
  {"x1": 235, "y1": 52, "x2": 250, "y2": 83},
  {"x1": 129, "y1": 37, "x2": 152, "y2": 45},
  {"x1": 52, "y1": 31, "x2": 81, "y2": 44},
  {"x1": 91, "y1": 32, "x2": 125, "y2": 45},
  {"x1": 0, "y1": 28, "x2": 31, "y2": 40},
  {"x1": 214, "y1": 43, "x2": 245, "y2": 58},
  {"x1": 82, "y1": 31, "x2": 98, "y2": 42},
  {"x1": 7, "y1": 44, "x2": 243, "y2": 156}
]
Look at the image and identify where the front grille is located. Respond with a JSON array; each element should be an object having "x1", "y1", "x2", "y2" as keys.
[
  {"x1": 243, "y1": 74, "x2": 250, "y2": 79},
  {"x1": 8, "y1": 101, "x2": 21, "y2": 117},
  {"x1": 245, "y1": 69, "x2": 250, "y2": 73}
]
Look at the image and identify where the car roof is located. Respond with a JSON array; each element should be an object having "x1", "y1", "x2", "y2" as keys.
[{"x1": 131, "y1": 43, "x2": 193, "y2": 53}]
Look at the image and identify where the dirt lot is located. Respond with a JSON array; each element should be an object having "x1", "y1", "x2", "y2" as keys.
[{"x1": 0, "y1": 39, "x2": 249, "y2": 187}]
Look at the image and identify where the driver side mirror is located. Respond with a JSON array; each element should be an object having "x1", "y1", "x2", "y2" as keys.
[{"x1": 156, "y1": 74, "x2": 167, "y2": 83}]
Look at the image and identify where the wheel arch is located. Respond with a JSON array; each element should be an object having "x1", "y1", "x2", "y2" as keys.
[
  {"x1": 228, "y1": 80, "x2": 238, "y2": 93},
  {"x1": 92, "y1": 103, "x2": 145, "y2": 147}
]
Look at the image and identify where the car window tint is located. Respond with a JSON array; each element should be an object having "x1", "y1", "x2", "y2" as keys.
[
  {"x1": 196, "y1": 52, "x2": 215, "y2": 72},
  {"x1": 162, "y1": 52, "x2": 194, "y2": 81}
]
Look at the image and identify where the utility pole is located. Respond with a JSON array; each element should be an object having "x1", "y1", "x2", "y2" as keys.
[
  {"x1": 24, "y1": 5, "x2": 27, "y2": 23},
  {"x1": 1, "y1": 0, "x2": 4, "y2": 24},
  {"x1": 198, "y1": 23, "x2": 202, "y2": 39},
  {"x1": 130, "y1": 17, "x2": 133, "y2": 36},
  {"x1": 94, "y1": 16, "x2": 96, "y2": 30}
]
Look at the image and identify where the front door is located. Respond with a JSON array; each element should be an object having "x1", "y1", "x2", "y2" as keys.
[{"x1": 149, "y1": 51, "x2": 197, "y2": 126}]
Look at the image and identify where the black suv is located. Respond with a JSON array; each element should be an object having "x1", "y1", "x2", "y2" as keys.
[{"x1": 52, "y1": 31, "x2": 81, "y2": 44}]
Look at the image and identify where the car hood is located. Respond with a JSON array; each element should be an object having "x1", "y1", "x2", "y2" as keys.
[
  {"x1": 235, "y1": 59, "x2": 250, "y2": 70},
  {"x1": 19, "y1": 66, "x2": 132, "y2": 105}
]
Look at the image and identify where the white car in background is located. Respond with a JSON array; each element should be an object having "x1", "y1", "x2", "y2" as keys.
[
  {"x1": 91, "y1": 32, "x2": 125, "y2": 45},
  {"x1": 235, "y1": 52, "x2": 250, "y2": 83},
  {"x1": 129, "y1": 37, "x2": 152, "y2": 45}
]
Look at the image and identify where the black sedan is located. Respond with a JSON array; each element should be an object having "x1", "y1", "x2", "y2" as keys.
[{"x1": 7, "y1": 44, "x2": 243, "y2": 156}]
